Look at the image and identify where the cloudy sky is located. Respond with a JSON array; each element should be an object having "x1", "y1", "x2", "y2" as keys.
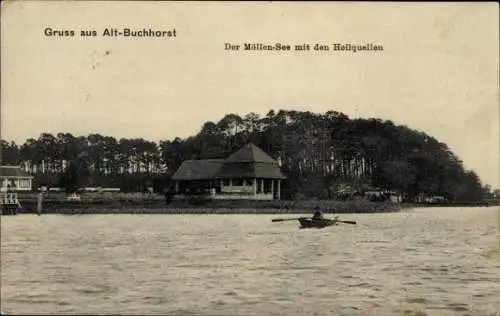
[{"x1": 1, "y1": 2, "x2": 498, "y2": 188}]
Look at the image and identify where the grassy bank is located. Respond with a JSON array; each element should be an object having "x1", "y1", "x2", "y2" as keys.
[
  {"x1": 16, "y1": 192, "x2": 409, "y2": 214},
  {"x1": 15, "y1": 192, "x2": 496, "y2": 215}
]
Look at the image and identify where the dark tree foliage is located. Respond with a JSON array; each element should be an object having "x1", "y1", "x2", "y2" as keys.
[
  {"x1": 0, "y1": 110, "x2": 491, "y2": 202},
  {"x1": 58, "y1": 162, "x2": 80, "y2": 193}
]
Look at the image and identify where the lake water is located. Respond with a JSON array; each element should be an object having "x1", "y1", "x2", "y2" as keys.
[{"x1": 1, "y1": 207, "x2": 500, "y2": 316}]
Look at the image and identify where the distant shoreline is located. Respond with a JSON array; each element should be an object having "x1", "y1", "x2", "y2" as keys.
[{"x1": 14, "y1": 195, "x2": 499, "y2": 215}]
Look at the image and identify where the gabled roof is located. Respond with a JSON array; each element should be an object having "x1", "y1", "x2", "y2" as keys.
[
  {"x1": 171, "y1": 143, "x2": 287, "y2": 181},
  {"x1": 171, "y1": 159, "x2": 224, "y2": 181},
  {"x1": 218, "y1": 162, "x2": 286, "y2": 179},
  {"x1": 225, "y1": 143, "x2": 278, "y2": 164},
  {"x1": 0, "y1": 165, "x2": 32, "y2": 178}
]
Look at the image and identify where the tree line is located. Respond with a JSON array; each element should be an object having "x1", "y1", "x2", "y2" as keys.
[{"x1": 0, "y1": 109, "x2": 493, "y2": 202}]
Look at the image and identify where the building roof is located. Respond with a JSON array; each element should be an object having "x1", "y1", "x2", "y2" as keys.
[
  {"x1": 171, "y1": 159, "x2": 224, "y2": 181},
  {"x1": 172, "y1": 143, "x2": 287, "y2": 181},
  {"x1": 218, "y1": 162, "x2": 286, "y2": 179},
  {"x1": 225, "y1": 143, "x2": 278, "y2": 164},
  {"x1": 0, "y1": 166, "x2": 32, "y2": 178}
]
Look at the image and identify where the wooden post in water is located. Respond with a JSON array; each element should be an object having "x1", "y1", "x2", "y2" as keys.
[{"x1": 37, "y1": 192, "x2": 43, "y2": 215}]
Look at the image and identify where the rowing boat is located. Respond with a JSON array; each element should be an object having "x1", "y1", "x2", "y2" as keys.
[
  {"x1": 298, "y1": 217, "x2": 338, "y2": 229},
  {"x1": 271, "y1": 216, "x2": 356, "y2": 228}
]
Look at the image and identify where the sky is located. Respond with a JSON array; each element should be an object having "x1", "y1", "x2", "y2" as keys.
[{"x1": 1, "y1": 1, "x2": 499, "y2": 188}]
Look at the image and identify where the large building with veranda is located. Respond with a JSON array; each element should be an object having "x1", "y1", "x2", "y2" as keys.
[{"x1": 171, "y1": 143, "x2": 286, "y2": 200}]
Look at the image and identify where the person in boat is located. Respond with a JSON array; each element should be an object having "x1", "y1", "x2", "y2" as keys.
[{"x1": 312, "y1": 210, "x2": 325, "y2": 220}]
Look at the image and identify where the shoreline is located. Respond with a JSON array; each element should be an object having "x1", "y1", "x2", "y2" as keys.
[
  {"x1": 12, "y1": 196, "x2": 498, "y2": 215},
  {"x1": 18, "y1": 199, "x2": 405, "y2": 214}
]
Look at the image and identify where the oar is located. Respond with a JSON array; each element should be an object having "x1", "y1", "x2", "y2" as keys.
[
  {"x1": 337, "y1": 220, "x2": 357, "y2": 225},
  {"x1": 330, "y1": 215, "x2": 356, "y2": 225},
  {"x1": 272, "y1": 217, "x2": 306, "y2": 222}
]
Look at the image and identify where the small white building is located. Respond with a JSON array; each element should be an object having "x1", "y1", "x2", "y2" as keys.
[{"x1": 0, "y1": 165, "x2": 33, "y2": 192}]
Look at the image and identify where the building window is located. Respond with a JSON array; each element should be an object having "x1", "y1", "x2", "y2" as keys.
[
  {"x1": 19, "y1": 179, "x2": 30, "y2": 188},
  {"x1": 233, "y1": 179, "x2": 243, "y2": 186}
]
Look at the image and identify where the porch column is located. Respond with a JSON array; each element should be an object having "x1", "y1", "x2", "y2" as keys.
[
  {"x1": 253, "y1": 178, "x2": 257, "y2": 196},
  {"x1": 229, "y1": 179, "x2": 233, "y2": 191},
  {"x1": 271, "y1": 180, "x2": 275, "y2": 198},
  {"x1": 277, "y1": 180, "x2": 281, "y2": 200},
  {"x1": 220, "y1": 179, "x2": 223, "y2": 191},
  {"x1": 260, "y1": 179, "x2": 264, "y2": 193},
  {"x1": 175, "y1": 182, "x2": 179, "y2": 193}
]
